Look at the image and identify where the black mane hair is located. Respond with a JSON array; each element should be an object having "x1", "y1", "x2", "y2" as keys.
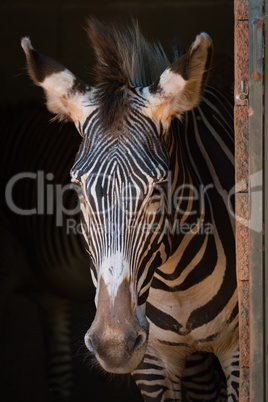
[{"x1": 86, "y1": 18, "x2": 184, "y2": 126}]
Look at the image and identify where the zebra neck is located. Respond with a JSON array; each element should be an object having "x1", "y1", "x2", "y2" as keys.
[
  {"x1": 158, "y1": 91, "x2": 235, "y2": 287},
  {"x1": 166, "y1": 115, "x2": 208, "y2": 254}
]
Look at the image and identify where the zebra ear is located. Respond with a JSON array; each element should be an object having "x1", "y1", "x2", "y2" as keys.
[
  {"x1": 143, "y1": 33, "x2": 213, "y2": 122},
  {"x1": 21, "y1": 37, "x2": 92, "y2": 123}
]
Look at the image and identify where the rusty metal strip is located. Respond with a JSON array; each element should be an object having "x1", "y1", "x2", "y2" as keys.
[
  {"x1": 248, "y1": 0, "x2": 265, "y2": 400},
  {"x1": 264, "y1": 1, "x2": 268, "y2": 397}
]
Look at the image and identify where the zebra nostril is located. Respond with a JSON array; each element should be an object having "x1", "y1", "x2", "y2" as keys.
[
  {"x1": 133, "y1": 331, "x2": 147, "y2": 352},
  {"x1": 84, "y1": 334, "x2": 95, "y2": 353}
]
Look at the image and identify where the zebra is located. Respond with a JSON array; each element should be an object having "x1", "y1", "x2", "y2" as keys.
[
  {"x1": 21, "y1": 18, "x2": 238, "y2": 401},
  {"x1": 1, "y1": 105, "x2": 225, "y2": 401}
]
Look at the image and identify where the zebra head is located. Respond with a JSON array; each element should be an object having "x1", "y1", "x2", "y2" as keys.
[{"x1": 21, "y1": 19, "x2": 213, "y2": 374}]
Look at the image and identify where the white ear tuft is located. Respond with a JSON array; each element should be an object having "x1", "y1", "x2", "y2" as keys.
[
  {"x1": 143, "y1": 32, "x2": 213, "y2": 122},
  {"x1": 21, "y1": 37, "x2": 34, "y2": 54},
  {"x1": 21, "y1": 38, "x2": 93, "y2": 123}
]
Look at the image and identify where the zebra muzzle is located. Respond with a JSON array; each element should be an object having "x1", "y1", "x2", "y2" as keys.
[
  {"x1": 84, "y1": 278, "x2": 149, "y2": 373},
  {"x1": 84, "y1": 325, "x2": 148, "y2": 374}
]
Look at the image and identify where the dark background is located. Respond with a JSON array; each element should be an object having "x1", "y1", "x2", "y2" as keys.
[
  {"x1": 0, "y1": 1, "x2": 234, "y2": 401},
  {"x1": 1, "y1": 0, "x2": 234, "y2": 103}
]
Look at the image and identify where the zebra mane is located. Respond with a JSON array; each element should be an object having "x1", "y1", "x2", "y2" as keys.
[
  {"x1": 87, "y1": 18, "x2": 182, "y2": 88},
  {"x1": 86, "y1": 18, "x2": 184, "y2": 125}
]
